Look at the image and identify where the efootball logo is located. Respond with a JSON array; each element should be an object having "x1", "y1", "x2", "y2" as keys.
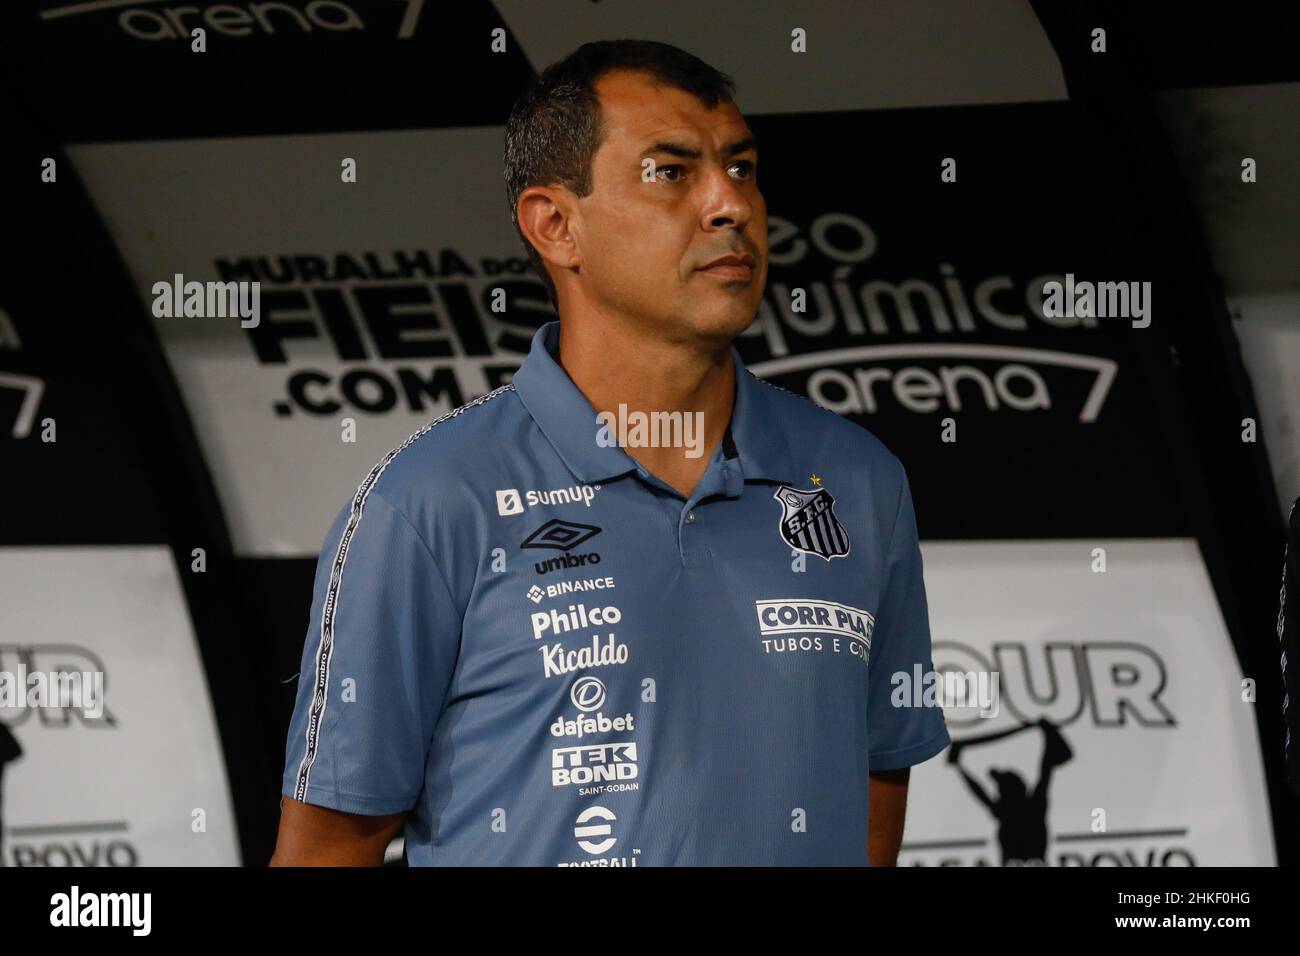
[
  {"x1": 574, "y1": 805, "x2": 618, "y2": 854},
  {"x1": 773, "y1": 485, "x2": 850, "y2": 560}
]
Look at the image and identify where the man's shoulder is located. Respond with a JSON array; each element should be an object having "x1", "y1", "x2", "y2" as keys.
[
  {"x1": 360, "y1": 383, "x2": 527, "y2": 509},
  {"x1": 745, "y1": 370, "x2": 902, "y2": 472}
]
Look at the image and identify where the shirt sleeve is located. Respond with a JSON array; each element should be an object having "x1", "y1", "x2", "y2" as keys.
[
  {"x1": 282, "y1": 489, "x2": 462, "y2": 815},
  {"x1": 866, "y1": 457, "x2": 951, "y2": 771}
]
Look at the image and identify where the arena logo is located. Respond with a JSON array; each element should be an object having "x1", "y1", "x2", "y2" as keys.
[
  {"x1": 749, "y1": 345, "x2": 1117, "y2": 423},
  {"x1": 41, "y1": 0, "x2": 381, "y2": 42},
  {"x1": 728, "y1": 213, "x2": 1121, "y2": 419},
  {"x1": 209, "y1": 250, "x2": 545, "y2": 418}
]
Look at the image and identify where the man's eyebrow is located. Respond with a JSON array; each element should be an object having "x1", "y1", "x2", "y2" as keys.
[
  {"x1": 639, "y1": 134, "x2": 759, "y2": 160},
  {"x1": 724, "y1": 134, "x2": 759, "y2": 158}
]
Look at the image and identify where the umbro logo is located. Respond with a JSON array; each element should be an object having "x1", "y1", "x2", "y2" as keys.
[
  {"x1": 523, "y1": 520, "x2": 604, "y2": 576},
  {"x1": 521, "y1": 519, "x2": 602, "y2": 552}
]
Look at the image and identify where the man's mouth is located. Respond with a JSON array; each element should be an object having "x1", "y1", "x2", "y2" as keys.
[{"x1": 696, "y1": 254, "x2": 755, "y2": 281}]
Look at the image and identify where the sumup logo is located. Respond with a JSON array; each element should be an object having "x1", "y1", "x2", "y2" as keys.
[{"x1": 497, "y1": 485, "x2": 599, "y2": 516}]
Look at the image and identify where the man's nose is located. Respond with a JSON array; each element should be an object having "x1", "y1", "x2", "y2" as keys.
[{"x1": 699, "y1": 167, "x2": 754, "y2": 231}]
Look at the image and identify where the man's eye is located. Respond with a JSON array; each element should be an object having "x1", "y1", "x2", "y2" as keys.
[
  {"x1": 730, "y1": 160, "x2": 756, "y2": 179},
  {"x1": 654, "y1": 164, "x2": 685, "y2": 183}
]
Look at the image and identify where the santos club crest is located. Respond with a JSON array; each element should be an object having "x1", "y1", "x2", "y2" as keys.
[{"x1": 773, "y1": 484, "x2": 851, "y2": 560}]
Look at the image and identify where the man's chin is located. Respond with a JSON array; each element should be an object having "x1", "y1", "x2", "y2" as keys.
[
  {"x1": 694, "y1": 307, "x2": 760, "y2": 343},
  {"x1": 650, "y1": 295, "x2": 762, "y2": 346}
]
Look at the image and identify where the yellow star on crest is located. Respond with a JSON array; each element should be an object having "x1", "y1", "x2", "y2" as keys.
[{"x1": 809, "y1": 474, "x2": 822, "y2": 486}]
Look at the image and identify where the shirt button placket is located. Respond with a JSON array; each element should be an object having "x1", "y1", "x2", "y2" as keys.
[{"x1": 681, "y1": 508, "x2": 710, "y2": 567}]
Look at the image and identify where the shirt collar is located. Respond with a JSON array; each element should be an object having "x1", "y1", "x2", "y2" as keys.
[{"x1": 511, "y1": 320, "x2": 800, "y2": 487}]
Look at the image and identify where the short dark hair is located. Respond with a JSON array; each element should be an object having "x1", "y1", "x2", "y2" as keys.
[{"x1": 503, "y1": 40, "x2": 737, "y2": 309}]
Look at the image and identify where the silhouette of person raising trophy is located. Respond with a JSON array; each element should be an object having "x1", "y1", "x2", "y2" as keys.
[
  {"x1": 948, "y1": 718, "x2": 1073, "y2": 865},
  {"x1": 0, "y1": 724, "x2": 20, "y2": 867}
]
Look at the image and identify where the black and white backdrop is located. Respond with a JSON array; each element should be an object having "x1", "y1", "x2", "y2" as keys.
[{"x1": 0, "y1": 0, "x2": 1297, "y2": 867}]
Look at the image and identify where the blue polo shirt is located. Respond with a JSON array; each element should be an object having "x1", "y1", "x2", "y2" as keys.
[{"x1": 282, "y1": 319, "x2": 949, "y2": 866}]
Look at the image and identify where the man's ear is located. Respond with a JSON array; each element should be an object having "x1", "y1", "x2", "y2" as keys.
[{"x1": 517, "y1": 185, "x2": 578, "y2": 272}]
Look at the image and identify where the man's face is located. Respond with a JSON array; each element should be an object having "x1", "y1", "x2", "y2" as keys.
[{"x1": 570, "y1": 69, "x2": 767, "y2": 345}]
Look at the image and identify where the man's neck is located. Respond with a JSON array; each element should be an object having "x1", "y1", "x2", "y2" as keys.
[{"x1": 554, "y1": 318, "x2": 735, "y2": 499}]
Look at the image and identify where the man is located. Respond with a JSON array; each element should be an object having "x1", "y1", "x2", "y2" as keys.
[{"x1": 272, "y1": 39, "x2": 949, "y2": 866}]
